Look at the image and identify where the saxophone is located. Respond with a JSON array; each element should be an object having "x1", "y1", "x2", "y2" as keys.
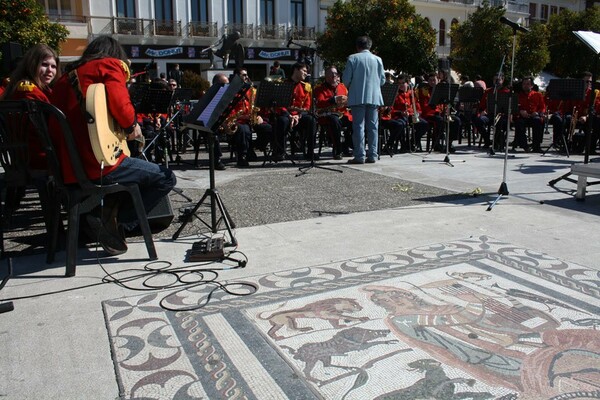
[{"x1": 220, "y1": 109, "x2": 244, "y2": 135}]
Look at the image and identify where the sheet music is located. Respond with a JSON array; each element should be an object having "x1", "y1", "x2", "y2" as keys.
[{"x1": 197, "y1": 84, "x2": 228, "y2": 125}]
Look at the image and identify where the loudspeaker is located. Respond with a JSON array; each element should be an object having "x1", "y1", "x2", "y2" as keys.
[
  {"x1": 147, "y1": 195, "x2": 174, "y2": 233},
  {"x1": 127, "y1": 195, "x2": 174, "y2": 236}
]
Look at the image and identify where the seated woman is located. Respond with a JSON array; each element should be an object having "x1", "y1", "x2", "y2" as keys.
[{"x1": 0, "y1": 43, "x2": 60, "y2": 169}]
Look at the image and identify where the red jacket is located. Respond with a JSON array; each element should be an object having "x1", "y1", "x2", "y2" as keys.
[
  {"x1": 417, "y1": 84, "x2": 442, "y2": 119},
  {"x1": 517, "y1": 90, "x2": 545, "y2": 115},
  {"x1": 277, "y1": 79, "x2": 311, "y2": 115},
  {"x1": 50, "y1": 58, "x2": 136, "y2": 184},
  {"x1": 314, "y1": 82, "x2": 351, "y2": 120}
]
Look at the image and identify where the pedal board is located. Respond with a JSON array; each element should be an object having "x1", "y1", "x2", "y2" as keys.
[{"x1": 187, "y1": 238, "x2": 225, "y2": 261}]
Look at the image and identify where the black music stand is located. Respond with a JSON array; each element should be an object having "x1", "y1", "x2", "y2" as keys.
[
  {"x1": 458, "y1": 86, "x2": 483, "y2": 147},
  {"x1": 173, "y1": 76, "x2": 251, "y2": 244},
  {"x1": 486, "y1": 90, "x2": 518, "y2": 156},
  {"x1": 423, "y1": 82, "x2": 461, "y2": 166},
  {"x1": 129, "y1": 83, "x2": 150, "y2": 109},
  {"x1": 379, "y1": 83, "x2": 400, "y2": 158},
  {"x1": 541, "y1": 79, "x2": 586, "y2": 157},
  {"x1": 254, "y1": 79, "x2": 296, "y2": 165}
]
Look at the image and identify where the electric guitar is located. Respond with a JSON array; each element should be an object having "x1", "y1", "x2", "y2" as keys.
[{"x1": 86, "y1": 83, "x2": 131, "y2": 166}]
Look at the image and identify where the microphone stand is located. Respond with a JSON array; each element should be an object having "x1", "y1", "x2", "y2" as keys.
[{"x1": 487, "y1": 23, "x2": 521, "y2": 211}]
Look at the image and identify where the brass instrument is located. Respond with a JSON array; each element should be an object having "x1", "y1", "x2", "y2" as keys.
[
  {"x1": 568, "y1": 107, "x2": 578, "y2": 142},
  {"x1": 410, "y1": 85, "x2": 420, "y2": 123},
  {"x1": 221, "y1": 109, "x2": 244, "y2": 135},
  {"x1": 248, "y1": 87, "x2": 260, "y2": 126}
]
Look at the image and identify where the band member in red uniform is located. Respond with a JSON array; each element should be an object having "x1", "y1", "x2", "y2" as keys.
[
  {"x1": 514, "y1": 76, "x2": 546, "y2": 152},
  {"x1": 1, "y1": 44, "x2": 59, "y2": 169},
  {"x1": 50, "y1": 36, "x2": 176, "y2": 256},
  {"x1": 314, "y1": 65, "x2": 352, "y2": 159},
  {"x1": 272, "y1": 62, "x2": 317, "y2": 161},
  {"x1": 473, "y1": 72, "x2": 510, "y2": 149},
  {"x1": 380, "y1": 74, "x2": 428, "y2": 153}
]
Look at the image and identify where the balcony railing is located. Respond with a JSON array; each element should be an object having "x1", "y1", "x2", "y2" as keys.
[
  {"x1": 291, "y1": 26, "x2": 316, "y2": 40},
  {"x1": 46, "y1": 14, "x2": 87, "y2": 23},
  {"x1": 224, "y1": 23, "x2": 254, "y2": 39},
  {"x1": 187, "y1": 21, "x2": 218, "y2": 37},
  {"x1": 153, "y1": 20, "x2": 182, "y2": 36},
  {"x1": 257, "y1": 24, "x2": 286, "y2": 40}
]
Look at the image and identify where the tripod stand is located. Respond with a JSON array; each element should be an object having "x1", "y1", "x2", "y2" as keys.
[
  {"x1": 173, "y1": 75, "x2": 251, "y2": 243},
  {"x1": 541, "y1": 79, "x2": 586, "y2": 158},
  {"x1": 422, "y1": 81, "x2": 462, "y2": 166},
  {"x1": 172, "y1": 129, "x2": 236, "y2": 244}
]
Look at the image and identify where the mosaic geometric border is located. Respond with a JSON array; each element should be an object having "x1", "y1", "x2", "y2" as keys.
[{"x1": 103, "y1": 236, "x2": 600, "y2": 400}]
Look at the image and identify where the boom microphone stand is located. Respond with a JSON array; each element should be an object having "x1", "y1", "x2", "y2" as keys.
[{"x1": 487, "y1": 17, "x2": 528, "y2": 211}]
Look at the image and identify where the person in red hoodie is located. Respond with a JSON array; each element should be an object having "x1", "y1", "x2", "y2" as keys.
[
  {"x1": 50, "y1": 36, "x2": 176, "y2": 256},
  {"x1": 1, "y1": 44, "x2": 59, "y2": 169}
]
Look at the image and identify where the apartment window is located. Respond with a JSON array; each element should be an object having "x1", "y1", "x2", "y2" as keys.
[
  {"x1": 155, "y1": 0, "x2": 173, "y2": 21},
  {"x1": 541, "y1": 4, "x2": 549, "y2": 20},
  {"x1": 291, "y1": 0, "x2": 305, "y2": 27},
  {"x1": 439, "y1": 19, "x2": 446, "y2": 46},
  {"x1": 38, "y1": 0, "x2": 73, "y2": 17},
  {"x1": 529, "y1": 2, "x2": 537, "y2": 18},
  {"x1": 550, "y1": 6, "x2": 558, "y2": 15},
  {"x1": 261, "y1": 0, "x2": 275, "y2": 25},
  {"x1": 116, "y1": 0, "x2": 135, "y2": 17},
  {"x1": 228, "y1": 0, "x2": 243, "y2": 23},
  {"x1": 191, "y1": 0, "x2": 208, "y2": 22}
]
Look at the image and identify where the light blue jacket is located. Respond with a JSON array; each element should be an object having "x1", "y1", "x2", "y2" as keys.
[{"x1": 342, "y1": 49, "x2": 385, "y2": 107}]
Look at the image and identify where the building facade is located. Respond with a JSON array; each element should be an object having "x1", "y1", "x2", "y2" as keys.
[{"x1": 40, "y1": 0, "x2": 586, "y2": 78}]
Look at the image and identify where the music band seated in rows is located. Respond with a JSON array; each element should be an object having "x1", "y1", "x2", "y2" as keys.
[{"x1": 211, "y1": 69, "x2": 600, "y2": 167}]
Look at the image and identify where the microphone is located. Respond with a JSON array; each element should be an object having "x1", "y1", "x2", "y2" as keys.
[
  {"x1": 499, "y1": 16, "x2": 529, "y2": 33},
  {"x1": 287, "y1": 37, "x2": 294, "y2": 47}
]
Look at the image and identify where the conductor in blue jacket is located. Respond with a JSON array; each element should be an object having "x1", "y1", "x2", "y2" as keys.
[{"x1": 342, "y1": 36, "x2": 385, "y2": 164}]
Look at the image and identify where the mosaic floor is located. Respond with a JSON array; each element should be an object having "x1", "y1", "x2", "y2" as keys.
[{"x1": 103, "y1": 236, "x2": 600, "y2": 400}]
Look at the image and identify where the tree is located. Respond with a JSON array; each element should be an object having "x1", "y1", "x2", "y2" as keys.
[
  {"x1": 315, "y1": 0, "x2": 437, "y2": 76},
  {"x1": 546, "y1": 7, "x2": 600, "y2": 78},
  {"x1": 450, "y1": 2, "x2": 549, "y2": 83},
  {"x1": 0, "y1": 0, "x2": 69, "y2": 73}
]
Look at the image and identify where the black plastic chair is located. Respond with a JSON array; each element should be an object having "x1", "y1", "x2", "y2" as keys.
[
  {"x1": 0, "y1": 100, "x2": 56, "y2": 262},
  {"x1": 5, "y1": 100, "x2": 158, "y2": 277}
]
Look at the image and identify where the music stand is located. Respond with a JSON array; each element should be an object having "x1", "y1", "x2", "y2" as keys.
[
  {"x1": 129, "y1": 83, "x2": 149, "y2": 110},
  {"x1": 254, "y1": 79, "x2": 297, "y2": 165},
  {"x1": 486, "y1": 91, "x2": 518, "y2": 155},
  {"x1": 423, "y1": 82, "x2": 461, "y2": 166},
  {"x1": 458, "y1": 86, "x2": 483, "y2": 147},
  {"x1": 541, "y1": 79, "x2": 586, "y2": 157},
  {"x1": 379, "y1": 83, "x2": 400, "y2": 158},
  {"x1": 173, "y1": 75, "x2": 251, "y2": 244}
]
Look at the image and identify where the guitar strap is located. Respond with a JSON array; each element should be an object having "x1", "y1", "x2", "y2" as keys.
[{"x1": 68, "y1": 70, "x2": 95, "y2": 125}]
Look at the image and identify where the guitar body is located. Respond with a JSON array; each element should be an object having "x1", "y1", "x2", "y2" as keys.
[{"x1": 86, "y1": 83, "x2": 130, "y2": 166}]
